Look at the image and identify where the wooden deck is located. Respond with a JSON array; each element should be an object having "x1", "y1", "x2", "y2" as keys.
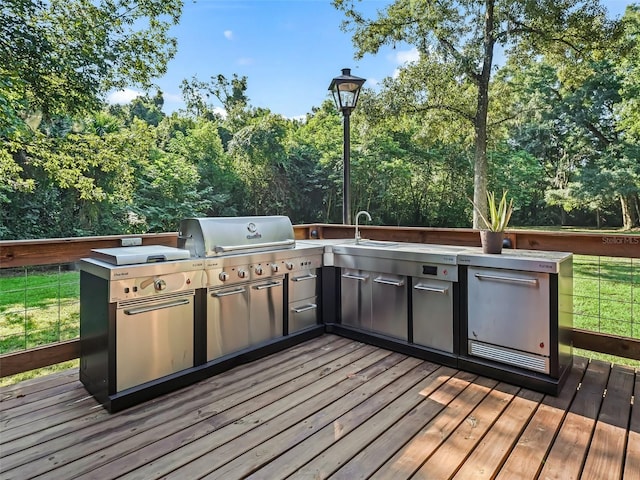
[{"x1": 1, "y1": 335, "x2": 638, "y2": 480}]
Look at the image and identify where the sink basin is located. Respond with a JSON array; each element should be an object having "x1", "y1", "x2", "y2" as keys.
[{"x1": 355, "y1": 240, "x2": 400, "y2": 248}]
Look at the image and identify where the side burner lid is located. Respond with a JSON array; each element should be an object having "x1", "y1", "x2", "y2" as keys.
[{"x1": 91, "y1": 245, "x2": 191, "y2": 265}]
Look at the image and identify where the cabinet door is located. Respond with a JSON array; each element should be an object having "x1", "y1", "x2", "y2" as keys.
[
  {"x1": 250, "y1": 278, "x2": 284, "y2": 344},
  {"x1": 207, "y1": 285, "x2": 250, "y2": 360},
  {"x1": 412, "y1": 279, "x2": 453, "y2": 352},
  {"x1": 116, "y1": 296, "x2": 194, "y2": 392},
  {"x1": 371, "y1": 274, "x2": 408, "y2": 340},
  {"x1": 340, "y1": 269, "x2": 372, "y2": 330},
  {"x1": 468, "y1": 267, "x2": 550, "y2": 356}
]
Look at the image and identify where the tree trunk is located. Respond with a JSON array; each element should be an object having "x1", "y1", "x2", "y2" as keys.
[
  {"x1": 620, "y1": 194, "x2": 637, "y2": 230},
  {"x1": 472, "y1": 0, "x2": 495, "y2": 229}
]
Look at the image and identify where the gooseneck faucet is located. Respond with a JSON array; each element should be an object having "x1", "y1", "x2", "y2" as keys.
[{"x1": 355, "y1": 210, "x2": 372, "y2": 244}]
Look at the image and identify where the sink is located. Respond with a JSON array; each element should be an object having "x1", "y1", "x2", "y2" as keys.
[{"x1": 355, "y1": 240, "x2": 400, "y2": 248}]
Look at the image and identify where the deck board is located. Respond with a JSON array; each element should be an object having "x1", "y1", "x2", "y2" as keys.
[{"x1": 0, "y1": 335, "x2": 637, "y2": 480}]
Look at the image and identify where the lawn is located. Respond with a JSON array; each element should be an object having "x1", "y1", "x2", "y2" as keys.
[{"x1": 0, "y1": 266, "x2": 80, "y2": 354}]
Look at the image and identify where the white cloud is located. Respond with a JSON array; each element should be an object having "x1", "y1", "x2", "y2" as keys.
[
  {"x1": 107, "y1": 88, "x2": 142, "y2": 104},
  {"x1": 395, "y1": 47, "x2": 420, "y2": 65},
  {"x1": 213, "y1": 106, "x2": 227, "y2": 118},
  {"x1": 224, "y1": 30, "x2": 233, "y2": 40},
  {"x1": 163, "y1": 92, "x2": 182, "y2": 104},
  {"x1": 237, "y1": 57, "x2": 254, "y2": 66},
  {"x1": 366, "y1": 77, "x2": 380, "y2": 88}
]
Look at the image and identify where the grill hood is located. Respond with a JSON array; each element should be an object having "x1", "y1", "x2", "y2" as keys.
[{"x1": 178, "y1": 216, "x2": 295, "y2": 258}]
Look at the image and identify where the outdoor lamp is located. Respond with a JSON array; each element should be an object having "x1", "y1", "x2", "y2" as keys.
[{"x1": 328, "y1": 68, "x2": 366, "y2": 225}]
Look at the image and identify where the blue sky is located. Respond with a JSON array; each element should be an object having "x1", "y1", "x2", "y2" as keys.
[{"x1": 108, "y1": 0, "x2": 634, "y2": 119}]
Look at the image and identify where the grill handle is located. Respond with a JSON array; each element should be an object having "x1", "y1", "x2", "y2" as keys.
[
  {"x1": 214, "y1": 239, "x2": 295, "y2": 254},
  {"x1": 414, "y1": 283, "x2": 449, "y2": 294},
  {"x1": 341, "y1": 273, "x2": 369, "y2": 282},
  {"x1": 373, "y1": 277, "x2": 405, "y2": 287},
  {"x1": 253, "y1": 281, "x2": 282, "y2": 290},
  {"x1": 124, "y1": 299, "x2": 190, "y2": 316},
  {"x1": 211, "y1": 287, "x2": 246, "y2": 297},
  {"x1": 291, "y1": 303, "x2": 317, "y2": 313},
  {"x1": 292, "y1": 273, "x2": 317, "y2": 282},
  {"x1": 474, "y1": 273, "x2": 539, "y2": 286}
]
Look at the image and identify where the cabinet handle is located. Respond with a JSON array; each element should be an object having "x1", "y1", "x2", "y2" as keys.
[
  {"x1": 292, "y1": 273, "x2": 317, "y2": 282},
  {"x1": 211, "y1": 287, "x2": 246, "y2": 297},
  {"x1": 253, "y1": 281, "x2": 282, "y2": 290},
  {"x1": 124, "y1": 298, "x2": 190, "y2": 315},
  {"x1": 414, "y1": 284, "x2": 449, "y2": 294},
  {"x1": 374, "y1": 277, "x2": 405, "y2": 287},
  {"x1": 474, "y1": 273, "x2": 539, "y2": 286},
  {"x1": 342, "y1": 273, "x2": 369, "y2": 282},
  {"x1": 292, "y1": 303, "x2": 317, "y2": 313}
]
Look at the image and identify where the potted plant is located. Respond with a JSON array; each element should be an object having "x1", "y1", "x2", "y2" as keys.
[{"x1": 472, "y1": 190, "x2": 513, "y2": 254}]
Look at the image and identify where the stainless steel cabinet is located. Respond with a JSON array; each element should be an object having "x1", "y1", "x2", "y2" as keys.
[
  {"x1": 372, "y1": 274, "x2": 408, "y2": 340},
  {"x1": 467, "y1": 266, "x2": 551, "y2": 373},
  {"x1": 250, "y1": 277, "x2": 284, "y2": 344},
  {"x1": 207, "y1": 284, "x2": 250, "y2": 360},
  {"x1": 340, "y1": 269, "x2": 372, "y2": 330},
  {"x1": 340, "y1": 269, "x2": 408, "y2": 340},
  {"x1": 116, "y1": 293, "x2": 195, "y2": 391},
  {"x1": 207, "y1": 275, "x2": 284, "y2": 360},
  {"x1": 412, "y1": 278, "x2": 453, "y2": 352},
  {"x1": 289, "y1": 270, "x2": 319, "y2": 333}
]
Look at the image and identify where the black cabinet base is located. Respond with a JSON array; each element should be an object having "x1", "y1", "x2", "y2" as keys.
[
  {"x1": 457, "y1": 354, "x2": 572, "y2": 396},
  {"x1": 326, "y1": 323, "x2": 458, "y2": 369}
]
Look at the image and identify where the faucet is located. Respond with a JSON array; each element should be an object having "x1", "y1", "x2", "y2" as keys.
[{"x1": 355, "y1": 211, "x2": 372, "y2": 244}]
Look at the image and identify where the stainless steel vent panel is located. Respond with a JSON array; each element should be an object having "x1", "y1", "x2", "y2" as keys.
[{"x1": 469, "y1": 340, "x2": 549, "y2": 373}]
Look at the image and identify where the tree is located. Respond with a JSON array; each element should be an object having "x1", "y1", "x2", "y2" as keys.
[
  {"x1": 1, "y1": 0, "x2": 181, "y2": 125},
  {"x1": 333, "y1": 0, "x2": 620, "y2": 227}
]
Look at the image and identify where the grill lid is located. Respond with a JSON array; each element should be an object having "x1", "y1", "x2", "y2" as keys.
[{"x1": 178, "y1": 216, "x2": 295, "y2": 258}]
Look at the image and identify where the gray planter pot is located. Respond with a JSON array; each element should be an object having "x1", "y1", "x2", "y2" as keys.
[{"x1": 480, "y1": 230, "x2": 504, "y2": 254}]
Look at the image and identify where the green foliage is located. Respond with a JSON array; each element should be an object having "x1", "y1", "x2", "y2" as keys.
[
  {"x1": 472, "y1": 191, "x2": 514, "y2": 232},
  {"x1": 1, "y1": 0, "x2": 182, "y2": 123}
]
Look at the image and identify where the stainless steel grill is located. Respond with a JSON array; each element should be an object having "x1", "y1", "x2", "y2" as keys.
[{"x1": 178, "y1": 216, "x2": 323, "y2": 361}]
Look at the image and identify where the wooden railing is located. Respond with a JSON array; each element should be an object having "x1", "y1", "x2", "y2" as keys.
[{"x1": 1, "y1": 226, "x2": 638, "y2": 376}]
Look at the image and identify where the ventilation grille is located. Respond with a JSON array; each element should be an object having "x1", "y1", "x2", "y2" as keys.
[{"x1": 469, "y1": 340, "x2": 549, "y2": 373}]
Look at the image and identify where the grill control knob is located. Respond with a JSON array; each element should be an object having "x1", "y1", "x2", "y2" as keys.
[
  {"x1": 238, "y1": 269, "x2": 248, "y2": 279},
  {"x1": 285, "y1": 262, "x2": 294, "y2": 271},
  {"x1": 271, "y1": 263, "x2": 279, "y2": 273},
  {"x1": 255, "y1": 266, "x2": 263, "y2": 275},
  {"x1": 154, "y1": 279, "x2": 167, "y2": 291},
  {"x1": 219, "y1": 272, "x2": 229, "y2": 281}
]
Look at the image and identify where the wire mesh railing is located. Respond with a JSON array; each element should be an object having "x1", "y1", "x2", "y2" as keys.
[
  {"x1": 573, "y1": 255, "x2": 638, "y2": 340},
  {"x1": 0, "y1": 263, "x2": 80, "y2": 354},
  {"x1": 1, "y1": 256, "x2": 638, "y2": 357}
]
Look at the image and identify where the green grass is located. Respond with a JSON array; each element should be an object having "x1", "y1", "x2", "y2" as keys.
[
  {"x1": 0, "y1": 266, "x2": 80, "y2": 354},
  {"x1": 0, "y1": 359, "x2": 79, "y2": 387}
]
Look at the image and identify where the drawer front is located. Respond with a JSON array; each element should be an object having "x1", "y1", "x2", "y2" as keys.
[
  {"x1": 288, "y1": 269, "x2": 318, "y2": 302},
  {"x1": 289, "y1": 298, "x2": 318, "y2": 333}
]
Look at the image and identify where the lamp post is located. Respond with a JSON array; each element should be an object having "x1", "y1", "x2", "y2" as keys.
[{"x1": 328, "y1": 68, "x2": 365, "y2": 225}]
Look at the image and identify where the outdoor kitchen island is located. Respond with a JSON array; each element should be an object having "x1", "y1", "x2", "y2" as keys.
[
  {"x1": 79, "y1": 220, "x2": 572, "y2": 412},
  {"x1": 320, "y1": 240, "x2": 574, "y2": 396}
]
